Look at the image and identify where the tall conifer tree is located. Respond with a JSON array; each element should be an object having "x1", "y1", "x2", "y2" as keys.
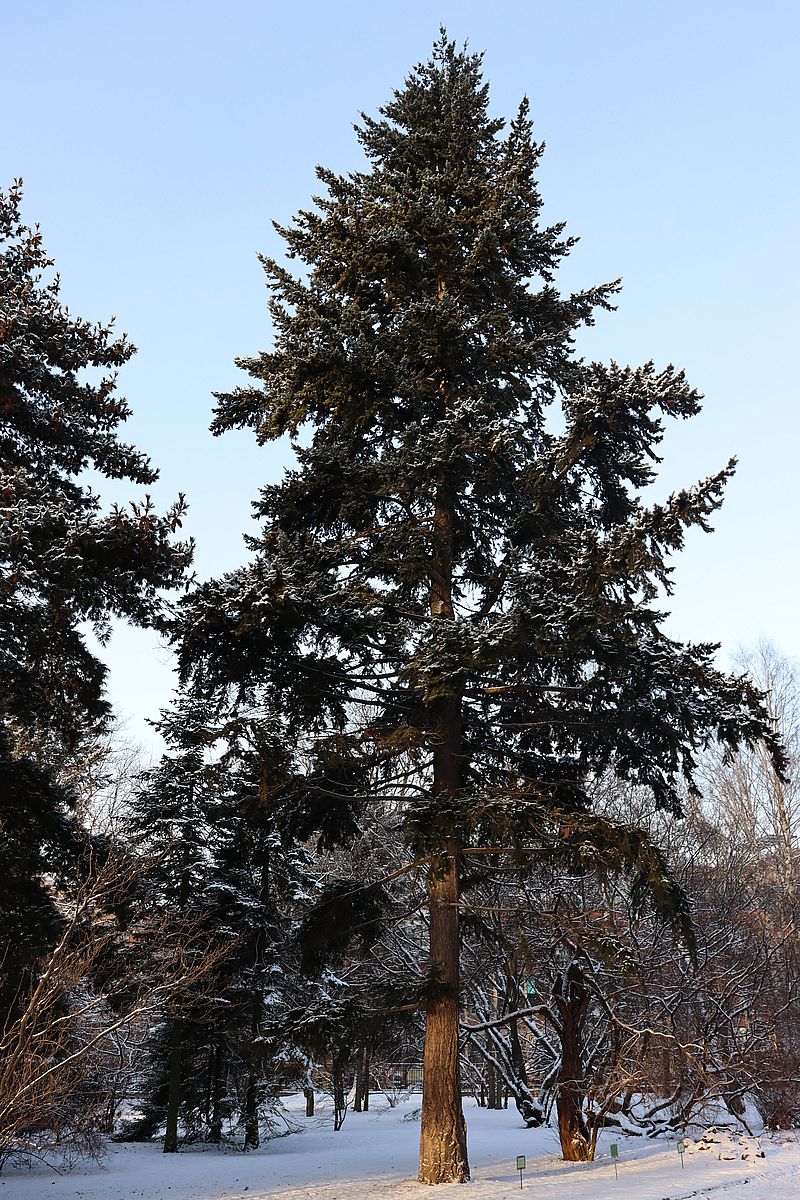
[
  {"x1": 179, "y1": 37, "x2": 782, "y2": 1182},
  {"x1": 0, "y1": 181, "x2": 192, "y2": 1012}
]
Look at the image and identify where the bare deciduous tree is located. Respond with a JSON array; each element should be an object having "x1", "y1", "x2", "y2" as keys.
[{"x1": 0, "y1": 849, "x2": 222, "y2": 1172}]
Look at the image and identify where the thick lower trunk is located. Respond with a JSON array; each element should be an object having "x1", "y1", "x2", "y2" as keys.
[
  {"x1": 555, "y1": 964, "x2": 591, "y2": 1162},
  {"x1": 419, "y1": 841, "x2": 469, "y2": 1183},
  {"x1": 304, "y1": 1086, "x2": 315, "y2": 1117},
  {"x1": 556, "y1": 1085, "x2": 591, "y2": 1161}
]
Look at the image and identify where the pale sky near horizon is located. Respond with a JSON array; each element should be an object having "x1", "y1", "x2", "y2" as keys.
[{"x1": 3, "y1": 0, "x2": 799, "y2": 757}]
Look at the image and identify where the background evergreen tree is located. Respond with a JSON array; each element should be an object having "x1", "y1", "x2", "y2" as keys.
[
  {"x1": 125, "y1": 700, "x2": 317, "y2": 1150},
  {"x1": 206, "y1": 737, "x2": 319, "y2": 1150},
  {"x1": 123, "y1": 714, "x2": 219, "y2": 1151},
  {"x1": 178, "y1": 36, "x2": 783, "y2": 1183},
  {"x1": 0, "y1": 181, "x2": 192, "y2": 1017}
]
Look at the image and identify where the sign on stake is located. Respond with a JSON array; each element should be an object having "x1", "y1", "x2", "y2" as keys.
[
  {"x1": 516, "y1": 1155, "x2": 526, "y2": 1189},
  {"x1": 610, "y1": 1142, "x2": 619, "y2": 1180},
  {"x1": 677, "y1": 1140, "x2": 686, "y2": 1169}
]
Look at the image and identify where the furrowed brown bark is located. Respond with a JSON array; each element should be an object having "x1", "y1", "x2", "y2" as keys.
[
  {"x1": 554, "y1": 962, "x2": 591, "y2": 1161},
  {"x1": 419, "y1": 836, "x2": 469, "y2": 1182},
  {"x1": 418, "y1": 470, "x2": 470, "y2": 1184}
]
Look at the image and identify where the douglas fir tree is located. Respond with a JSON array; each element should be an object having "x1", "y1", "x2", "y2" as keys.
[{"x1": 178, "y1": 37, "x2": 783, "y2": 1182}]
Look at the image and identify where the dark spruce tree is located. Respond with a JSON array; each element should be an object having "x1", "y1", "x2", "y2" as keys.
[
  {"x1": 0, "y1": 181, "x2": 192, "y2": 1014},
  {"x1": 178, "y1": 37, "x2": 783, "y2": 1183}
]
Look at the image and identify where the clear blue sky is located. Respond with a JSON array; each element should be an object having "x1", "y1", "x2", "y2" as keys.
[{"x1": 4, "y1": 0, "x2": 799, "y2": 755}]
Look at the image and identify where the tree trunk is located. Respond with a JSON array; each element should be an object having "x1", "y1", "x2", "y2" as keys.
[
  {"x1": 163, "y1": 1019, "x2": 183, "y2": 1153},
  {"x1": 354, "y1": 1045, "x2": 365, "y2": 1112},
  {"x1": 486, "y1": 1059, "x2": 500, "y2": 1109},
  {"x1": 361, "y1": 1045, "x2": 370, "y2": 1111},
  {"x1": 419, "y1": 837, "x2": 469, "y2": 1182},
  {"x1": 304, "y1": 1086, "x2": 315, "y2": 1117},
  {"x1": 418, "y1": 465, "x2": 469, "y2": 1184},
  {"x1": 332, "y1": 1052, "x2": 347, "y2": 1131},
  {"x1": 554, "y1": 963, "x2": 592, "y2": 1161},
  {"x1": 243, "y1": 1070, "x2": 259, "y2": 1148}
]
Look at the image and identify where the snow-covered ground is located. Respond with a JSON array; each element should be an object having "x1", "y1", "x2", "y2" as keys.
[{"x1": 3, "y1": 1097, "x2": 800, "y2": 1200}]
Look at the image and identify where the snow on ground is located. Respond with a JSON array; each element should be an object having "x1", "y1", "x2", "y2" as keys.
[{"x1": 3, "y1": 1097, "x2": 800, "y2": 1200}]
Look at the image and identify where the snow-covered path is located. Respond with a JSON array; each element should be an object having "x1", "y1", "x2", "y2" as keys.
[{"x1": 3, "y1": 1098, "x2": 800, "y2": 1200}]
